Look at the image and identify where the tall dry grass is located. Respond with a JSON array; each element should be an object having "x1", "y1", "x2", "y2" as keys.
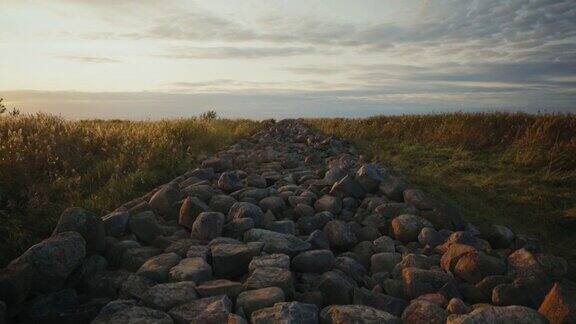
[{"x1": 0, "y1": 113, "x2": 262, "y2": 265}]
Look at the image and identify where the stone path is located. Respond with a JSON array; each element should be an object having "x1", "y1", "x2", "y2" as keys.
[{"x1": 0, "y1": 120, "x2": 574, "y2": 323}]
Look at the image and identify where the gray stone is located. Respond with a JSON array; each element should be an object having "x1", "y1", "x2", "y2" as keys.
[
  {"x1": 251, "y1": 302, "x2": 318, "y2": 324},
  {"x1": 218, "y1": 171, "x2": 244, "y2": 192},
  {"x1": 92, "y1": 305, "x2": 173, "y2": 324},
  {"x1": 136, "y1": 252, "x2": 182, "y2": 282},
  {"x1": 236, "y1": 287, "x2": 285, "y2": 318},
  {"x1": 244, "y1": 229, "x2": 310, "y2": 257},
  {"x1": 401, "y1": 267, "x2": 453, "y2": 299},
  {"x1": 249, "y1": 254, "x2": 290, "y2": 273},
  {"x1": 228, "y1": 202, "x2": 264, "y2": 227},
  {"x1": 196, "y1": 279, "x2": 244, "y2": 298},
  {"x1": 178, "y1": 196, "x2": 209, "y2": 229},
  {"x1": 168, "y1": 257, "x2": 212, "y2": 283},
  {"x1": 391, "y1": 214, "x2": 433, "y2": 243},
  {"x1": 292, "y1": 250, "x2": 335, "y2": 273},
  {"x1": 330, "y1": 175, "x2": 365, "y2": 199},
  {"x1": 53, "y1": 207, "x2": 105, "y2": 254},
  {"x1": 168, "y1": 295, "x2": 232, "y2": 324},
  {"x1": 211, "y1": 243, "x2": 262, "y2": 278},
  {"x1": 447, "y1": 305, "x2": 548, "y2": 324},
  {"x1": 314, "y1": 195, "x2": 342, "y2": 214},
  {"x1": 102, "y1": 210, "x2": 130, "y2": 238},
  {"x1": 323, "y1": 220, "x2": 357, "y2": 250},
  {"x1": 401, "y1": 299, "x2": 447, "y2": 324},
  {"x1": 141, "y1": 281, "x2": 198, "y2": 311},
  {"x1": 191, "y1": 212, "x2": 225, "y2": 242},
  {"x1": 320, "y1": 305, "x2": 400, "y2": 324},
  {"x1": 244, "y1": 267, "x2": 295, "y2": 297},
  {"x1": 129, "y1": 211, "x2": 163, "y2": 244},
  {"x1": 209, "y1": 194, "x2": 237, "y2": 214},
  {"x1": 149, "y1": 184, "x2": 182, "y2": 220}
]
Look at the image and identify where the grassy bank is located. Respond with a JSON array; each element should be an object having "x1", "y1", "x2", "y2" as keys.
[
  {"x1": 306, "y1": 113, "x2": 576, "y2": 276},
  {"x1": 0, "y1": 113, "x2": 263, "y2": 266}
]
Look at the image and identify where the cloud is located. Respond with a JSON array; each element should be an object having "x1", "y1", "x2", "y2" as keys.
[
  {"x1": 282, "y1": 66, "x2": 343, "y2": 75},
  {"x1": 56, "y1": 55, "x2": 121, "y2": 63},
  {"x1": 159, "y1": 46, "x2": 323, "y2": 59}
]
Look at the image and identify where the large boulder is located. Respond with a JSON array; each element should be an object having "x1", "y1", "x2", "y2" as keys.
[
  {"x1": 129, "y1": 211, "x2": 163, "y2": 244},
  {"x1": 178, "y1": 197, "x2": 209, "y2": 229},
  {"x1": 448, "y1": 305, "x2": 548, "y2": 324},
  {"x1": 244, "y1": 229, "x2": 310, "y2": 257},
  {"x1": 211, "y1": 243, "x2": 262, "y2": 278},
  {"x1": 168, "y1": 257, "x2": 212, "y2": 283},
  {"x1": 136, "y1": 252, "x2": 182, "y2": 282},
  {"x1": 330, "y1": 175, "x2": 365, "y2": 199},
  {"x1": 251, "y1": 302, "x2": 318, "y2": 324},
  {"x1": 391, "y1": 214, "x2": 433, "y2": 243},
  {"x1": 314, "y1": 195, "x2": 342, "y2": 214},
  {"x1": 53, "y1": 207, "x2": 105, "y2": 254},
  {"x1": 168, "y1": 295, "x2": 232, "y2": 324},
  {"x1": 244, "y1": 267, "x2": 295, "y2": 298},
  {"x1": 218, "y1": 171, "x2": 243, "y2": 192},
  {"x1": 356, "y1": 163, "x2": 385, "y2": 192},
  {"x1": 209, "y1": 194, "x2": 237, "y2": 214},
  {"x1": 538, "y1": 281, "x2": 576, "y2": 324},
  {"x1": 140, "y1": 281, "x2": 198, "y2": 311},
  {"x1": 323, "y1": 220, "x2": 357, "y2": 250},
  {"x1": 320, "y1": 305, "x2": 400, "y2": 324},
  {"x1": 401, "y1": 299, "x2": 447, "y2": 324},
  {"x1": 453, "y1": 251, "x2": 506, "y2": 284},
  {"x1": 236, "y1": 287, "x2": 285, "y2": 317},
  {"x1": 149, "y1": 184, "x2": 182, "y2": 220},
  {"x1": 352, "y1": 287, "x2": 407, "y2": 317},
  {"x1": 292, "y1": 250, "x2": 335, "y2": 273},
  {"x1": 228, "y1": 202, "x2": 264, "y2": 227},
  {"x1": 317, "y1": 270, "x2": 357, "y2": 305},
  {"x1": 102, "y1": 209, "x2": 130, "y2": 238},
  {"x1": 3, "y1": 231, "x2": 86, "y2": 294},
  {"x1": 401, "y1": 267, "x2": 453, "y2": 299},
  {"x1": 191, "y1": 212, "x2": 225, "y2": 242},
  {"x1": 92, "y1": 305, "x2": 173, "y2": 324}
]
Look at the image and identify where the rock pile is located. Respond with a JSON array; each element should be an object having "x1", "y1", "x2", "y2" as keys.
[{"x1": 0, "y1": 120, "x2": 574, "y2": 323}]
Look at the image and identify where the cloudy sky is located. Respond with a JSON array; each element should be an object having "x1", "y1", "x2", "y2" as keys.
[{"x1": 1, "y1": 0, "x2": 575, "y2": 119}]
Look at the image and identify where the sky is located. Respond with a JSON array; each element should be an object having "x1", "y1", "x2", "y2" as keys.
[{"x1": 1, "y1": 0, "x2": 575, "y2": 119}]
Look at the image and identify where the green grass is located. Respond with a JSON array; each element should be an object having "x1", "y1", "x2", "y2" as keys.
[
  {"x1": 306, "y1": 113, "x2": 576, "y2": 278},
  {"x1": 0, "y1": 113, "x2": 264, "y2": 266}
]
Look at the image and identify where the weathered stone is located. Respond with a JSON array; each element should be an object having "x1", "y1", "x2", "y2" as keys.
[
  {"x1": 259, "y1": 196, "x2": 287, "y2": 214},
  {"x1": 330, "y1": 175, "x2": 365, "y2": 199},
  {"x1": 196, "y1": 279, "x2": 244, "y2": 298},
  {"x1": 401, "y1": 267, "x2": 453, "y2": 299},
  {"x1": 102, "y1": 210, "x2": 130, "y2": 238},
  {"x1": 298, "y1": 211, "x2": 334, "y2": 235},
  {"x1": 209, "y1": 194, "x2": 237, "y2": 214},
  {"x1": 401, "y1": 299, "x2": 448, "y2": 324},
  {"x1": 191, "y1": 212, "x2": 225, "y2": 241},
  {"x1": 320, "y1": 305, "x2": 400, "y2": 324},
  {"x1": 244, "y1": 229, "x2": 310, "y2": 256},
  {"x1": 229, "y1": 202, "x2": 264, "y2": 227},
  {"x1": 168, "y1": 295, "x2": 232, "y2": 324},
  {"x1": 236, "y1": 287, "x2": 285, "y2": 317},
  {"x1": 149, "y1": 184, "x2": 182, "y2": 220},
  {"x1": 353, "y1": 287, "x2": 408, "y2": 317},
  {"x1": 318, "y1": 270, "x2": 357, "y2": 305},
  {"x1": 453, "y1": 251, "x2": 506, "y2": 284},
  {"x1": 168, "y1": 257, "x2": 212, "y2": 283},
  {"x1": 244, "y1": 267, "x2": 295, "y2": 297},
  {"x1": 447, "y1": 305, "x2": 548, "y2": 324},
  {"x1": 129, "y1": 211, "x2": 163, "y2": 244},
  {"x1": 391, "y1": 214, "x2": 433, "y2": 243},
  {"x1": 218, "y1": 171, "x2": 243, "y2": 192},
  {"x1": 356, "y1": 163, "x2": 385, "y2": 193},
  {"x1": 53, "y1": 207, "x2": 105, "y2": 254},
  {"x1": 314, "y1": 195, "x2": 342, "y2": 214},
  {"x1": 538, "y1": 280, "x2": 576, "y2": 324},
  {"x1": 122, "y1": 246, "x2": 162, "y2": 272},
  {"x1": 141, "y1": 281, "x2": 198, "y2": 311},
  {"x1": 178, "y1": 196, "x2": 209, "y2": 229},
  {"x1": 440, "y1": 243, "x2": 477, "y2": 272},
  {"x1": 292, "y1": 250, "x2": 335, "y2": 273},
  {"x1": 202, "y1": 157, "x2": 232, "y2": 172},
  {"x1": 251, "y1": 302, "x2": 318, "y2": 324},
  {"x1": 249, "y1": 254, "x2": 291, "y2": 273},
  {"x1": 371, "y1": 252, "x2": 402, "y2": 275},
  {"x1": 5, "y1": 231, "x2": 85, "y2": 293},
  {"x1": 92, "y1": 305, "x2": 173, "y2": 324},
  {"x1": 211, "y1": 243, "x2": 262, "y2": 278},
  {"x1": 136, "y1": 252, "x2": 182, "y2": 282},
  {"x1": 446, "y1": 298, "x2": 471, "y2": 315},
  {"x1": 323, "y1": 220, "x2": 357, "y2": 250},
  {"x1": 484, "y1": 224, "x2": 515, "y2": 249}
]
